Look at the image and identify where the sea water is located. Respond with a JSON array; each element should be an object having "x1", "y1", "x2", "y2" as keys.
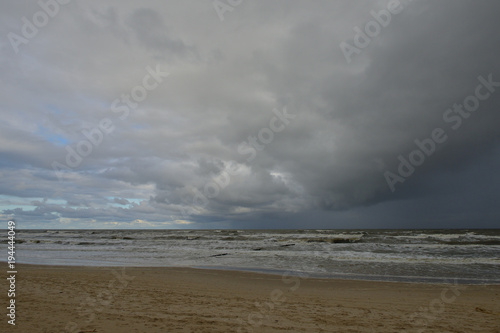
[{"x1": 4, "y1": 229, "x2": 500, "y2": 284}]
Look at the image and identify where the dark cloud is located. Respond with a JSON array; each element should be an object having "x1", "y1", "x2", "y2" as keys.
[{"x1": 0, "y1": 0, "x2": 499, "y2": 228}]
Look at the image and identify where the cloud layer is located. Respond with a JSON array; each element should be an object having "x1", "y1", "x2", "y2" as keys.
[{"x1": 1, "y1": 0, "x2": 499, "y2": 228}]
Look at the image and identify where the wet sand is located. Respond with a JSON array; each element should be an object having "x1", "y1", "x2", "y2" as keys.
[{"x1": 3, "y1": 264, "x2": 499, "y2": 332}]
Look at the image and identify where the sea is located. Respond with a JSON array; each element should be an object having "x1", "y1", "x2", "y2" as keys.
[{"x1": 5, "y1": 229, "x2": 500, "y2": 284}]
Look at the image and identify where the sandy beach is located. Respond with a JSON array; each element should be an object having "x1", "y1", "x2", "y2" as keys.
[{"x1": 3, "y1": 264, "x2": 499, "y2": 332}]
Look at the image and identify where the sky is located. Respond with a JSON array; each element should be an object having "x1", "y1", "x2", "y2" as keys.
[{"x1": 0, "y1": 0, "x2": 499, "y2": 229}]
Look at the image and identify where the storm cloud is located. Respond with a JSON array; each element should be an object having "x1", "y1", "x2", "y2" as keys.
[{"x1": 1, "y1": 0, "x2": 499, "y2": 228}]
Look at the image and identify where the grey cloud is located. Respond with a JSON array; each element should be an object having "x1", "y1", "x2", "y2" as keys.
[
  {"x1": 0, "y1": 0, "x2": 499, "y2": 228},
  {"x1": 126, "y1": 7, "x2": 195, "y2": 58}
]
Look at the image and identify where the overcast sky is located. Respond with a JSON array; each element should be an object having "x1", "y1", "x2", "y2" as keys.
[{"x1": 1, "y1": 0, "x2": 499, "y2": 229}]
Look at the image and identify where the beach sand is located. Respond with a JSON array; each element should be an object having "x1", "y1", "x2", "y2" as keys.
[{"x1": 3, "y1": 264, "x2": 499, "y2": 332}]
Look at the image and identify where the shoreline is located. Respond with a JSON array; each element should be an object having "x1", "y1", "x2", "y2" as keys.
[
  {"x1": 3, "y1": 264, "x2": 499, "y2": 332},
  {"x1": 4, "y1": 261, "x2": 500, "y2": 285}
]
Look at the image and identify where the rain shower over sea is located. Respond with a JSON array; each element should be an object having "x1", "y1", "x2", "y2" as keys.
[{"x1": 8, "y1": 229, "x2": 500, "y2": 284}]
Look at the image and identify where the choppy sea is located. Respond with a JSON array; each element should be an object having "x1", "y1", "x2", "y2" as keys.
[{"x1": 4, "y1": 229, "x2": 500, "y2": 284}]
